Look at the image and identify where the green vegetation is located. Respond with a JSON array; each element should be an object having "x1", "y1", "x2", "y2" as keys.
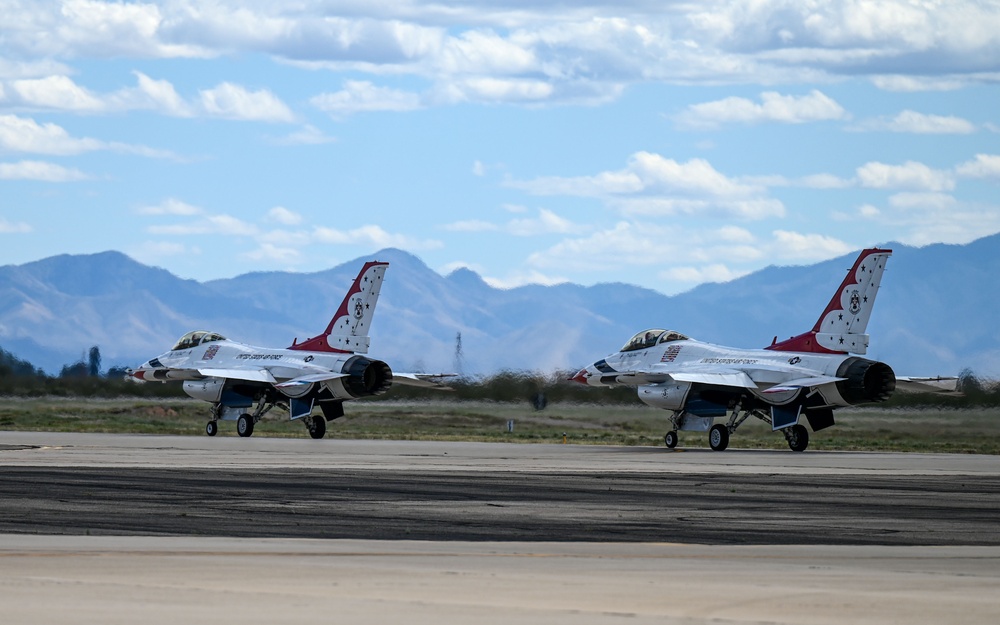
[
  {"x1": 2, "y1": 346, "x2": 999, "y2": 453},
  {"x1": 1, "y1": 397, "x2": 998, "y2": 454}
]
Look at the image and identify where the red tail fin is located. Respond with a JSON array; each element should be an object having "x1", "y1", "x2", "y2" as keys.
[
  {"x1": 289, "y1": 261, "x2": 388, "y2": 354},
  {"x1": 766, "y1": 248, "x2": 892, "y2": 355}
]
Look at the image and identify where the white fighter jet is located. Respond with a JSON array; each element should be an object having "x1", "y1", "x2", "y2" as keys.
[
  {"x1": 127, "y1": 260, "x2": 449, "y2": 438},
  {"x1": 570, "y1": 248, "x2": 957, "y2": 452}
]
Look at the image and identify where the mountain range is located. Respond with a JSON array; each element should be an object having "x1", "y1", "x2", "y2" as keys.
[{"x1": 1, "y1": 234, "x2": 998, "y2": 378}]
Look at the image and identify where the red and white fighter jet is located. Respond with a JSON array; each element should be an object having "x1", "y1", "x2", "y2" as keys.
[
  {"x1": 570, "y1": 248, "x2": 957, "y2": 451},
  {"x1": 128, "y1": 261, "x2": 449, "y2": 438}
]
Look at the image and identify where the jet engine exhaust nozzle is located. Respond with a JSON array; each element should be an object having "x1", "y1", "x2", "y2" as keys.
[
  {"x1": 343, "y1": 356, "x2": 393, "y2": 397},
  {"x1": 835, "y1": 357, "x2": 895, "y2": 405}
]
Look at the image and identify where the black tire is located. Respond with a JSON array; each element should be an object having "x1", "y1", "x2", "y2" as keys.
[
  {"x1": 308, "y1": 415, "x2": 327, "y2": 440},
  {"x1": 205, "y1": 421, "x2": 218, "y2": 437},
  {"x1": 709, "y1": 424, "x2": 729, "y2": 451},
  {"x1": 664, "y1": 430, "x2": 678, "y2": 449},
  {"x1": 787, "y1": 423, "x2": 809, "y2": 452},
  {"x1": 237, "y1": 413, "x2": 254, "y2": 438}
]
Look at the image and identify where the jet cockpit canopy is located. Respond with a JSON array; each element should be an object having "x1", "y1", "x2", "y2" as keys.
[
  {"x1": 620, "y1": 329, "x2": 689, "y2": 352},
  {"x1": 171, "y1": 330, "x2": 226, "y2": 351}
]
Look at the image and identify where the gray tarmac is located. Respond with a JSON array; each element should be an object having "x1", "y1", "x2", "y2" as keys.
[{"x1": 2, "y1": 431, "x2": 1000, "y2": 623}]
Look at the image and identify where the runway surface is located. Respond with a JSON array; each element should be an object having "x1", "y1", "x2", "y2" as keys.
[{"x1": 2, "y1": 431, "x2": 999, "y2": 623}]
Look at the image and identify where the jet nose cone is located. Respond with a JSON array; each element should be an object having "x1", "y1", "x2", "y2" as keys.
[{"x1": 569, "y1": 368, "x2": 590, "y2": 385}]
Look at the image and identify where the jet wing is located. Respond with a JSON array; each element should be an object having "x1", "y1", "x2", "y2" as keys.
[
  {"x1": 895, "y1": 376, "x2": 960, "y2": 393},
  {"x1": 668, "y1": 370, "x2": 757, "y2": 388},
  {"x1": 392, "y1": 373, "x2": 455, "y2": 390},
  {"x1": 607, "y1": 368, "x2": 756, "y2": 388},
  {"x1": 197, "y1": 368, "x2": 277, "y2": 384}
]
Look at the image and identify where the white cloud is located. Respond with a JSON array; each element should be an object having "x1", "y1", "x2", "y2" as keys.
[
  {"x1": 0, "y1": 115, "x2": 103, "y2": 155},
  {"x1": 0, "y1": 160, "x2": 88, "y2": 181},
  {"x1": 443, "y1": 220, "x2": 498, "y2": 233},
  {"x1": 272, "y1": 125, "x2": 337, "y2": 146},
  {"x1": 10, "y1": 75, "x2": 105, "y2": 112},
  {"x1": 242, "y1": 242, "x2": 302, "y2": 263},
  {"x1": 311, "y1": 81, "x2": 421, "y2": 117},
  {"x1": 870, "y1": 75, "x2": 966, "y2": 92},
  {"x1": 313, "y1": 224, "x2": 442, "y2": 251},
  {"x1": 882, "y1": 202, "x2": 1000, "y2": 246},
  {"x1": 888, "y1": 192, "x2": 959, "y2": 210},
  {"x1": 506, "y1": 208, "x2": 580, "y2": 236},
  {"x1": 0, "y1": 217, "x2": 33, "y2": 233},
  {"x1": 956, "y1": 154, "x2": 1000, "y2": 179},
  {"x1": 0, "y1": 113, "x2": 177, "y2": 160},
  {"x1": 436, "y1": 77, "x2": 554, "y2": 104},
  {"x1": 510, "y1": 152, "x2": 782, "y2": 220},
  {"x1": 199, "y1": 83, "x2": 296, "y2": 122},
  {"x1": 437, "y1": 30, "x2": 537, "y2": 75},
  {"x1": 856, "y1": 161, "x2": 955, "y2": 191},
  {"x1": 482, "y1": 269, "x2": 569, "y2": 289},
  {"x1": 129, "y1": 241, "x2": 197, "y2": 259},
  {"x1": 674, "y1": 90, "x2": 848, "y2": 129},
  {"x1": 267, "y1": 206, "x2": 303, "y2": 225},
  {"x1": 147, "y1": 213, "x2": 258, "y2": 236},
  {"x1": 661, "y1": 264, "x2": 745, "y2": 285},
  {"x1": 852, "y1": 110, "x2": 976, "y2": 134},
  {"x1": 4, "y1": 2, "x2": 1000, "y2": 106},
  {"x1": 770, "y1": 231, "x2": 853, "y2": 260},
  {"x1": 137, "y1": 199, "x2": 203, "y2": 216},
  {"x1": 117, "y1": 71, "x2": 194, "y2": 116}
]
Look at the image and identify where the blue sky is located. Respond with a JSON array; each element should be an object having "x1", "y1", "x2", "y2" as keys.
[{"x1": 1, "y1": 0, "x2": 999, "y2": 294}]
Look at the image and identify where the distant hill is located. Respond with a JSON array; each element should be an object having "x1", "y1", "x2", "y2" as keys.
[{"x1": 1, "y1": 235, "x2": 998, "y2": 377}]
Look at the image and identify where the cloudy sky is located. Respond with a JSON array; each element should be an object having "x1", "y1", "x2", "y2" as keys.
[{"x1": 2, "y1": 0, "x2": 999, "y2": 293}]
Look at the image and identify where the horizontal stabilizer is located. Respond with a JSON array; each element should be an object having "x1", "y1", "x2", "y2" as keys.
[
  {"x1": 325, "y1": 335, "x2": 371, "y2": 354},
  {"x1": 197, "y1": 368, "x2": 276, "y2": 384},
  {"x1": 392, "y1": 372, "x2": 455, "y2": 390},
  {"x1": 275, "y1": 372, "x2": 350, "y2": 388},
  {"x1": 762, "y1": 375, "x2": 845, "y2": 393},
  {"x1": 895, "y1": 376, "x2": 960, "y2": 393}
]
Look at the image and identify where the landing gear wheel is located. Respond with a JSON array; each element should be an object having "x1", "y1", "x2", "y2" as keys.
[
  {"x1": 307, "y1": 415, "x2": 327, "y2": 440},
  {"x1": 237, "y1": 413, "x2": 254, "y2": 438},
  {"x1": 205, "y1": 421, "x2": 218, "y2": 437},
  {"x1": 709, "y1": 424, "x2": 729, "y2": 451},
  {"x1": 664, "y1": 430, "x2": 678, "y2": 449},
  {"x1": 786, "y1": 423, "x2": 809, "y2": 452}
]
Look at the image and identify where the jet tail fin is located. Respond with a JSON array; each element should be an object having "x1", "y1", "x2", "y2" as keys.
[
  {"x1": 289, "y1": 261, "x2": 388, "y2": 354},
  {"x1": 767, "y1": 248, "x2": 892, "y2": 355}
]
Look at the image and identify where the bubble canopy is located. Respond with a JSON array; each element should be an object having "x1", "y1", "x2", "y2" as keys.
[
  {"x1": 171, "y1": 330, "x2": 227, "y2": 351},
  {"x1": 620, "y1": 329, "x2": 689, "y2": 352}
]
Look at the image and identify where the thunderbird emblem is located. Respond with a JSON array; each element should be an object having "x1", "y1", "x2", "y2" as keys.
[
  {"x1": 354, "y1": 298, "x2": 364, "y2": 319},
  {"x1": 849, "y1": 289, "x2": 861, "y2": 315}
]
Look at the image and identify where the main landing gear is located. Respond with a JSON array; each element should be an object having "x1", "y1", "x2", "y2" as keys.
[
  {"x1": 304, "y1": 415, "x2": 327, "y2": 439},
  {"x1": 205, "y1": 397, "x2": 331, "y2": 439},
  {"x1": 207, "y1": 396, "x2": 276, "y2": 438},
  {"x1": 665, "y1": 405, "x2": 813, "y2": 452}
]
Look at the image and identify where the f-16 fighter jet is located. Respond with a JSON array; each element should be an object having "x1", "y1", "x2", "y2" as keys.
[
  {"x1": 570, "y1": 248, "x2": 957, "y2": 452},
  {"x1": 128, "y1": 261, "x2": 449, "y2": 438}
]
